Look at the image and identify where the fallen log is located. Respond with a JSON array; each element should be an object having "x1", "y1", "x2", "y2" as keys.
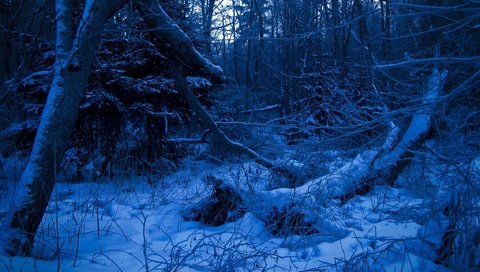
[
  {"x1": 337, "y1": 68, "x2": 448, "y2": 203},
  {"x1": 182, "y1": 69, "x2": 448, "y2": 237},
  {"x1": 180, "y1": 124, "x2": 398, "y2": 235},
  {"x1": 183, "y1": 176, "x2": 322, "y2": 236},
  {"x1": 183, "y1": 176, "x2": 246, "y2": 226}
]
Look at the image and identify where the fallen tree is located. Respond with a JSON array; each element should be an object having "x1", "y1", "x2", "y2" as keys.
[
  {"x1": 337, "y1": 68, "x2": 448, "y2": 203},
  {"x1": 261, "y1": 68, "x2": 447, "y2": 206},
  {"x1": 184, "y1": 68, "x2": 448, "y2": 236}
]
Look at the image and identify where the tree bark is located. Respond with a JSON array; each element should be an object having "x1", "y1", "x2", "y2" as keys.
[
  {"x1": 135, "y1": 0, "x2": 225, "y2": 82},
  {"x1": 3, "y1": 0, "x2": 227, "y2": 257},
  {"x1": 231, "y1": 0, "x2": 239, "y2": 82},
  {"x1": 4, "y1": 0, "x2": 128, "y2": 256},
  {"x1": 383, "y1": 0, "x2": 392, "y2": 59},
  {"x1": 253, "y1": 0, "x2": 265, "y2": 88},
  {"x1": 331, "y1": 0, "x2": 340, "y2": 58}
]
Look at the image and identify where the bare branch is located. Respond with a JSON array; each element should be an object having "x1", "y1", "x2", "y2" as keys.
[{"x1": 374, "y1": 56, "x2": 480, "y2": 70}]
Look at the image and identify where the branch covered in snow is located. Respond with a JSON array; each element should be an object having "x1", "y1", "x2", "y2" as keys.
[
  {"x1": 373, "y1": 68, "x2": 447, "y2": 170},
  {"x1": 373, "y1": 56, "x2": 479, "y2": 70},
  {"x1": 135, "y1": 0, "x2": 226, "y2": 82},
  {"x1": 239, "y1": 104, "x2": 280, "y2": 114},
  {"x1": 172, "y1": 61, "x2": 297, "y2": 183}
]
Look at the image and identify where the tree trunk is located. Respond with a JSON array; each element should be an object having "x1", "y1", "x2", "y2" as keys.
[
  {"x1": 4, "y1": 0, "x2": 225, "y2": 257},
  {"x1": 201, "y1": 0, "x2": 215, "y2": 54},
  {"x1": 281, "y1": 0, "x2": 296, "y2": 120},
  {"x1": 172, "y1": 60, "x2": 298, "y2": 183},
  {"x1": 231, "y1": 0, "x2": 239, "y2": 82},
  {"x1": 253, "y1": 0, "x2": 265, "y2": 88},
  {"x1": 4, "y1": 0, "x2": 128, "y2": 256},
  {"x1": 383, "y1": 0, "x2": 392, "y2": 59},
  {"x1": 331, "y1": 0, "x2": 340, "y2": 58},
  {"x1": 337, "y1": 68, "x2": 448, "y2": 203},
  {"x1": 135, "y1": 0, "x2": 225, "y2": 82}
]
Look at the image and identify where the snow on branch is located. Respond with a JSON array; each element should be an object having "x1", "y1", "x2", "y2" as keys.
[
  {"x1": 239, "y1": 104, "x2": 280, "y2": 114},
  {"x1": 373, "y1": 68, "x2": 448, "y2": 170},
  {"x1": 136, "y1": 0, "x2": 225, "y2": 82},
  {"x1": 255, "y1": 68, "x2": 448, "y2": 211},
  {"x1": 374, "y1": 56, "x2": 479, "y2": 70},
  {"x1": 389, "y1": 2, "x2": 470, "y2": 11},
  {"x1": 335, "y1": 68, "x2": 448, "y2": 203}
]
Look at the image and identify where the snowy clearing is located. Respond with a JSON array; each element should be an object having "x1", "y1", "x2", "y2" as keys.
[{"x1": 0, "y1": 160, "x2": 451, "y2": 271}]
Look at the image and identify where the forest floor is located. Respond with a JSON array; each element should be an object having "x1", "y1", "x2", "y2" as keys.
[{"x1": 0, "y1": 156, "x2": 455, "y2": 271}]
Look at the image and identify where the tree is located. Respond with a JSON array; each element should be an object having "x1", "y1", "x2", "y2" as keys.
[
  {"x1": 4, "y1": 0, "x2": 128, "y2": 256},
  {"x1": 2, "y1": 0, "x2": 479, "y2": 267},
  {"x1": 199, "y1": 0, "x2": 217, "y2": 54},
  {"x1": 3, "y1": 0, "x2": 225, "y2": 256},
  {"x1": 135, "y1": 0, "x2": 225, "y2": 82},
  {"x1": 0, "y1": 0, "x2": 54, "y2": 94}
]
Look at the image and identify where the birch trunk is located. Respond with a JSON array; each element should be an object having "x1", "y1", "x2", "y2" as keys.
[{"x1": 4, "y1": 0, "x2": 127, "y2": 256}]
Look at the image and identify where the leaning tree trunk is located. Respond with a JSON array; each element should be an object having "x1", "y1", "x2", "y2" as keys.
[
  {"x1": 3, "y1": 0, "x2": 128, "y2": 256},
  {"x1": 136, "y1": 0, "x2": 297, "y2": 183},
  {"x1": 172, "y1": 60, "x2": 298, "y2": 183},
  {"x1": 256, "y1": 68, "x2": 447, "y2": 209},
  {"x1": 135, "y1": 0, "x2": 225, "y2": 82}
]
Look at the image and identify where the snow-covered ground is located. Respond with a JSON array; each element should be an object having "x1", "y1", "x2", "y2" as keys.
[{"x1": 0, "y1": 157, "x2": 457, "y2": 272}]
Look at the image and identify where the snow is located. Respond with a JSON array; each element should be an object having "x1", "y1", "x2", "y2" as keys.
[
  {"x1": 186, "y1": 77, "x2": 212, "y2": 88},
  {"x1": 258, "y1": 149, "x2": 379, "y2": 210},
  {"x1": 374, "y1": 68, "x2": 447, "y2": 171},
  {"x1": 19, "y1": 70, "x2": 52, "y2": 87},
  {"x1": 0, "y1": 160, "x2": 451, "y2": 271},
  {"x1": 0, "y1": 120, "x2": 39, "y2": 138}
]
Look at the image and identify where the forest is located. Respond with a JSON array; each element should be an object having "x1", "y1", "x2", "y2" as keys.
[{"x1": 0, "y1": 0, "x2": 479, "y2": 271}]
